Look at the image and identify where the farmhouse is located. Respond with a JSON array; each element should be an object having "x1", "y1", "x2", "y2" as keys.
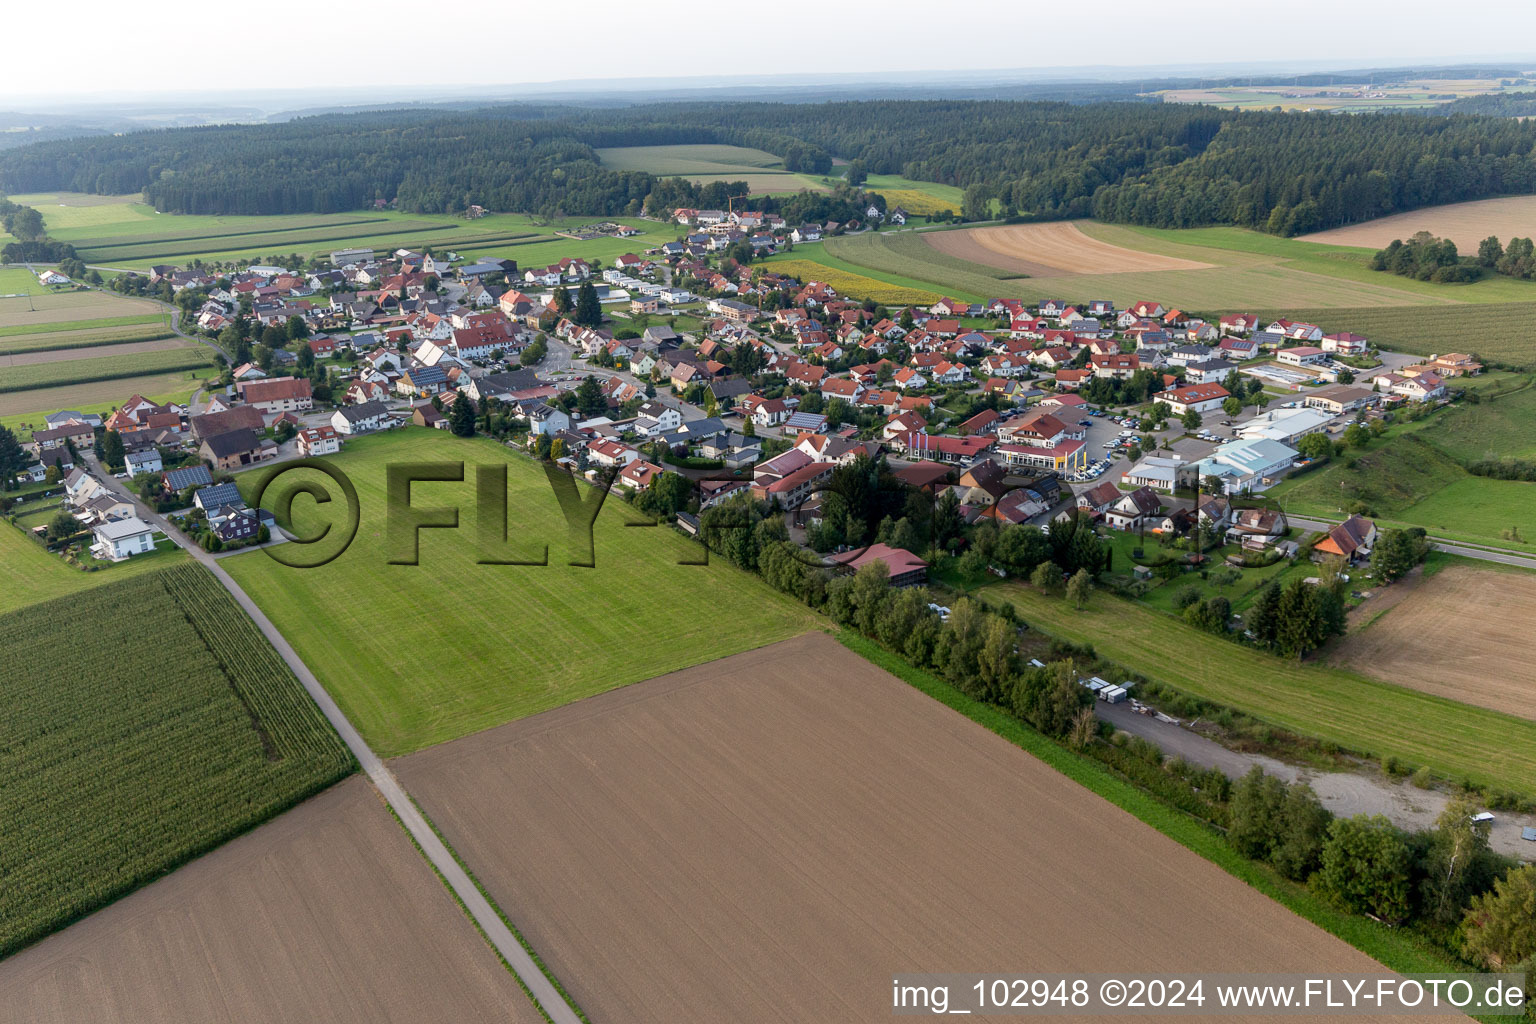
[
  {"x1": 199, "y1": 429, "x2": 266, "y2": 470},
  {"x1": 238, "y1": 376, "x2": 314, "y2": 414}
]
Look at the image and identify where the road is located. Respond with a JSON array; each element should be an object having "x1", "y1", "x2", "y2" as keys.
[
  {"x1": 1096, "y1": 698, "x2": 1536, "y2": 861},
  {"x1": 87, "y1": 458, "x2": 583, "y2": 1024},
  {"x1": 1286, "y1": 515, "x2": 1536, "y2": 571}
]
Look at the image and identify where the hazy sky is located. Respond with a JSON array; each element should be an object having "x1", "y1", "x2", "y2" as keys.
[{"x1": 7, "y1": 0, "x2": 1536, "y2": 102}]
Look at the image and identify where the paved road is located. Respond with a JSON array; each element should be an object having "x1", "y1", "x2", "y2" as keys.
[
  {"x1": 88, "y1": 458, "x2": 583, "y2": 1024},
  {"x1": 1286, "y1": 515, "x2": 1536, "y2": 571}
]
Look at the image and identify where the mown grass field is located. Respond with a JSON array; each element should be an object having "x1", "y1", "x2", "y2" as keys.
[
  {"x1": 594, "y1": 144, "x2": 827, "y2": 194},
  {"x1": 0, "y1": 518, "x2": 187, "y2": 614},
  {"x1": 0, "y1": 266, "x2": 53, "y2": 295},
  {"x1": 0, "y1": 345, "x2": 213, "y2": 394},
  {"x1": 765, "y1": 257, "x2": 944, "y2": 305},
  {"x1": 0, "y1": 321, "x2": 175, "y2": 355},
  {"x1": 222, "y1": 429, "x2": 824, "y2": 756},
  {"x1": 0, "y1": 312, "x2": 167, "y2": 338},
  {"x1": 990, "y1": 582, "x2": 1536, "y2": 799},
  {"x1": 0, "y1": 366, "x2": 216, "y2": 424},
  {"x1": 0, "y1": 563, "x2": 354, "y2": 958}
]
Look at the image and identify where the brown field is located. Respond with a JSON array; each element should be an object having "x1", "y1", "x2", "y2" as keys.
[
  {"x1": 1335, "y1": 565, "x2": 1536, "y2": 721},
  {"x1": 1301, "y1": 196, "x2": 1536, "y2": 252},
  {"x1": 689, "y1": 172, "x2": 828, "y2": 194},
  {"x1": 397, "y1": 632, "x2": 1422, "y2": 1024},
  {"x1": 924, "y1": 220, "x2": 1214, "y2": 277},
  {"x1": 0, "y1": 777, "x2": 541, "y2": 1024},
  {"x1": 0, "y1": 337, "x2": 189, "y2": 367},
  {"x1": 0, "y1": 291, "x2": 159, "y2": 327}
]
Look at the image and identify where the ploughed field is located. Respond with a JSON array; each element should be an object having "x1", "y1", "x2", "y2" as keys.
[
  {"x1": 395, "y1": 632, "x2": 1422, "y2": 1024},
  {"x1": 0, "y1": 778, "x2": 542, "y2": 1024},
  {"x1": 923, "y1": 221, "x2": 1214, "y2": 276},
  {"x1": 1300, "y1": 195, "x2": 1536, "y2": 252}
]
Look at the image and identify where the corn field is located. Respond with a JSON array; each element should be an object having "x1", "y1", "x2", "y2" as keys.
[{"x1": 0, "y1": 563, "x2": 354, "y2": 958}]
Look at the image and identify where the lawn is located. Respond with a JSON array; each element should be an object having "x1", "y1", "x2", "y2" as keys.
[
  {"x1": 221, "y1": 429, "x2": 824, "y2": 755},
  {"x1": 0, "y1": 266, "x2": 52, "y2": 296},
  {"x1": 0, "y1": 563, "x2": 353, "y2": 958},
  {"x1": 989, "y1": 582, "x2": 1536, "y2": 799},
  {"x1": 1394, "y1": 476, "x2": 1536, "y2": 548},
  {"x1": 0, "y1": 519, "x2": 188, "y2": 614}
]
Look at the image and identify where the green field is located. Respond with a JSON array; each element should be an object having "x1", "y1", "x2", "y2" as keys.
[
  {"x1": 221, "y1": 429, "x2": 824, "y2": 755},
  {"x1": 0, "y1": 519, "x2": 188, "y2": 614},
  {"x1": 1242, "y1": 303, "x2": 1536, "y2": 369},
  {"x1": 0, "y1": 321, "x2": 176, "y2": 355},
  {"x1": 990, "y1": 583, "x2": 1536, "y2": 799},
  {"x1": 0, "y1": 266, "x2": 53, "y2": 296},
  {"x1": 822, "y1": 231, "x2": 1019, "y2": 298},
  {"x1": 594, "y1": 144, "x2": 828, "y2": 194},
  {"x1": 0, "y1": 345, "x2": 212, "y2": 394},
  {"x1": 0, "y1": 312, "x2": 169, "y2": 339},
  {"x1": 0, "y1": 366, "x2": 216, "y2": 426},
  {"x1": 0, "y1": 563, "x2": 354, "y2": 957},
  {"x1": 765, "y1": 243, "x2": 988, "y2": 303}
]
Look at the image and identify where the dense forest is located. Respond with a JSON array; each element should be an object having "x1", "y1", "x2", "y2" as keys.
[
  {"x1": 5, "y1": 100, "x2": 1536, "y2": 234},
  {"x1": 1436, "y1": 91, "x2": 1536, "y2": 117}
]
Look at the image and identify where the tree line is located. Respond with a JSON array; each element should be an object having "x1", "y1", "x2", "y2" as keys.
[{"x1": 7, "y1": 100, "x2": 1536, "y2": 233}]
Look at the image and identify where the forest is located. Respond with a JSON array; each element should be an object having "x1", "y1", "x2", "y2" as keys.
[{"x1": 5, "y1": 100, "x2": 1536, "y2": 234}]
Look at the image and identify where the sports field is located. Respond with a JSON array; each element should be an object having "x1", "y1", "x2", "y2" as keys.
[
  {"x1": 0, "y1": 777, "x2": 541, "y2": 1024},
  {"x1": 0, "y1": 564, "x2": 354, "y2": 958},
  {"x1": 397, "y1": 633, "x2": 1420, "y2": 1024},
  {"x1": 1301, "y1": 195, "x2": 1536, "y2": 252},
  {"x1": 1335, "y1": 565, "x2": 1536, "y2": 721},
  {"x1": 990, "y1": 583, "x2": 1536, "y2": 799},
  {"x1": 221, "y1": 429, "x2": 823, "y2": 755}
]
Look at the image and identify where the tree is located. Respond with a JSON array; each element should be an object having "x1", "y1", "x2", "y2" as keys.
[
  {"x1": 533, "y1": 432, "x2": 553, "y2": 460},
  {"x1": 100, "y1": 429, "x2": 126, "y2": 471},
  {"x1": 1272, "y1": 783, "x2": 1333, "y2": 881},
  {"x1": 1222, "y1": 396, "x2": 1243, "y2": 417},
  {"x1": 1476, "y1": 235, "x2": 1505, "y2": 269},
  {"x1": 1422, "y1": 796, "x2": 1494, "y2": 927},
  {"x1": 448, "y1": 395, "x2": 476, "y2": 437},
  {"x1": 1209, "y1": 565, "x2": 1241, "y2": 590},
  {"x1": 1029, "y1": 560, "x2": 1058, "y2": 593},
  {"x1": 636, "y1": 471, "x2": 691, "y2": 518},
  {"x1": 1343, "y1": 421, "x2": 1369, "y2": 448},
  {"x1": 1297, "y1": 432, "x2": 1332, "y2": 462},
  {"x1": 552, "y1": 286, "x2": 572, "y2": 313},
  {"x1": 574, "y1": 376, "x2": 607, "y2": 418},
  {"x1": 1370, "y1": 528, "x2": 1428, "y2": 583},
  {"x1": 1336, "y1": 367, "x2": 1355, "y2": 385},
  {"x1": 0, "y1": 425, "x2": 27, "y2": 491},
  {"x1": 1065, "y1": 568, "x2": 1093, "y2": 610},
  {"x1": 573, "y1": 281, "x2": 602, "y2": 328},
  {"x1": 47, "y1": 511, "x2": 78, "y2": 541},
  {"x1": 285, "y1": 315, "x2": 310, "y2": 341},
  {"x1": 1462, "y1": 864, "x2": 1536, "y2": 968},
  {"x1": 1180, "y1": 408, "x2": 1202, "y2": 430},
  {"x1": 1316, "y1": 815, "x2": 1414, "y2": 924},
  {"x1": 1228, "y1": 766, "x2": 1287, "y2": 860},
  {"x1": 1247, "y1": 580, "x2": 1283, "y2": 648}
]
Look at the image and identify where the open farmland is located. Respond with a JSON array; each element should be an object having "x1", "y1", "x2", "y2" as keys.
[
  {"x1": 0, "y1": 345, "x2": 212, "y2": 393},
  {"x1": 990, "y1": 583, "x2": 1536, "y2": 799},
  {"x1": 397, "y1": 632, "x2": 1425, "y2": 1024},
  {"x1": 0, "y1": 366, "x2": 214, "y2": 423},
  {"x1": 0, "y1": 288, "x2": 162, "y2": 327},
  {"x1": 1243, "y1": 302, "x2": 1536, "y2": 369},
  {"x1": 0, "y1": 777, "x2": 543, "y2": 1024},
  {"x1": 1301, "y1": 195, "x2": 1536, "y2": 252},
  {"x1": 0, "y1": 319, "x2": 173, "y2": 354},
  {"x1": 221, "y1": 429, "x2": 823, "y2": 755},
  {"x1": 0, "y1": 564, "x2": 354, "y2": 958},
  {"x1": 1335, "y1": 565, "x2": 1536, "y2": 721},
  {"x1": 766, "y1": 257, "x2": 942, "y2": 305},
  {"x1": 0, "y1": 336, "x2": 190, "y2": 367},
  {"x1": 924, "y1": 221, "x2": 1214, "y2": 276},
  {"x1": 595, "y1": 143, "x2": 826, "y2": 193},
  {"x1": 0, "y1": 312, "x2": 167, "y2": 338}
]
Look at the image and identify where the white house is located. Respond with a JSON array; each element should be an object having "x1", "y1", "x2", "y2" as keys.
[
  {"x1": 91, "y1": 516, "x2": 158, "y2": 561},
  {"x1": 124, "y1": 450, "x2": 164, "y2": 477},
  {"x1": 331, "y1": 400, "x2": 393, "y2": 435},
  {"x1": 64, "y1": 468, "x2": 106, "y2": 508},
  {"x1": 1160, "y1": 383, "x2": 1230, "y2": 416},
  {"x1": 1275, "y1": 346, "x2": 1328, "y2": 368}
]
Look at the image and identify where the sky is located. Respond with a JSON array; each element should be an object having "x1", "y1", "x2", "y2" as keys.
[{"x1": 6, "y1": 0, "x2": 1536, "y2": 103}]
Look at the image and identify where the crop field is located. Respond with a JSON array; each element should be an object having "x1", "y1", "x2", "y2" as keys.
[
  {"x1": 924, "y1": 221, "x2": 1215, "y2": 276},
  {"x1": 0, "y1": 366, "x2": 214, "y2": 423},
  {"x1": 990, "y1": 583, "x2": 1536, "y2": 799},
  {"x1": 0, "y1": 564, "x2": 354, "y2": 958},
  {"x1": 1300, "y1": 195, "x2": 1536, "y2": 252},
  {"x1": 0, "y1": 312, "x2": 167, "y2": 338},
  {"x1": 863, "y1": 173, "x2": 967, "y2": 215},
  {"x1": 595, "y1": 143, "x2": 784, "y2": 174},
  {"x1": 397, "y1": 632, "x2": 1412, "y2": 1024},
  {"x1": 0, "y1": 336, "x2": 190, "y2": 368},
  {"x1": 765, "y1": 257, "x2": 943, "y2": 305},
  {"x1": 1336, "y1": 565, "x2": 1536, "y2": 721},
  {"x1": 0, "y1": 320, "x2": 174, "y2": 354},
  {"x1": 71, "y1": 217, "x2": 458, "y2": 262},
  {"x1": 0, "y1": 345, "x2": 212, "y2": 393},
  {"x1": 823, "y1": 231, "x2": 1017, "y2": 298},
  {"x1": 1243, "y1": 303, "x2": 1536, "y2": 369},
  {"x1": 0, "y1": 288, "x2": 162, "y2": 327},
  {"x1": 0, "y1": 777, "x2": 542, "y2": 1024},
  {"x1": 222, "y1": 429, "x2": 823, "y2": 755},
  {"x1": 0, "y1": 519, "x2": 187, "y2": 614}
]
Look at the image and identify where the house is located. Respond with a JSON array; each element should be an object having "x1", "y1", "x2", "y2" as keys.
[
  {"x1": 297, "y1": 425, "x2": 342, "y2": 456},
  {"x1": 958, "y1": 408, "x2": 1000, "y2": 436},
  {"x1": 1320, "y1": 332, "x2": 1370, "y2": 356},
  {"x1": 1192, "y1": 438, "x2": 1299, "y2": 494},
  {"x1": 1161, "y1": 383, "x2": 1229, "y2": 416},
  {"x1": 1383, "y1": 371, "x2": 1446, "y2": 402},
  {"x1": 79, "y1": 492, "x2": 136, "y2": 524},
  {"x1": 331, "y1": 400, "x2": 393, "y2": 435},
  {"x1": 955, "y1": 459, "x2": 1008, "y2": 507},
  {"x1": 1103, "y1": 487, "x2": 1163, "y2": 531},
  {"x1": 63, "y1": 468, "x2": 106, "y2": 507},
  {"x1": 1227, "y1": 507, "x2": 1288, "y2": 549},
  {"x1": 784, "y1": 411, "x2": 829, "y2": 436},
  {"x1": 90, "y1": 516, "x2": 158, "y2": 561},
  {"x1": 1196, "y1": 494, "x2": 1233, "y2": 529},
  {"x1": 190, "y1": 405, "x2": 264, "y2": 442},
  {"x1": 1075, "y1": 480, "x2": 1123, "y2": 515},
  {"x1": 1219, "y1": 313, "x2": 1260, "y2": 336},
  {"x1": 211, "y1": 507, "x2": 263, "y2": 544},
  {"x1": 1275, "y1": 346, "x2": 1328, "y2": 368},
  {"x1": 1424, "y1": 352, "x2": 1483, "y2": 377},
  {"x1": 412, "y1": 403, "x2": 447, "y2": 430},
  {"x1": 1217, "y1": 337, "x2": 1261, "y2": 361},
  {"x1": 30, "y1": 421, "x2": 95, "y2": 452},
  {"x1": 161, "y1": 464, "x2": 213, "y2": 494},
  {"x1": 1184, "y1": 359, "x2": 1237, "y2": 385},
  {"x1": 239, "y1": 376, "x2": 314, "y2": 414},
  {"x1": 754, "y1": 459, "x2": 834, "y2": 506},
  {"x1": 619, "y1": 460, "x2": 663, "y2": 491},
  {"x1": 525, "y1": 404, "x2": 570, "y2": 436},
  {"x1": 994, "y1": 409, "x2": 1089, "y2": 473},
  {"x1": 1314, "y1": 514, "x2": 1377, "y2": 563},
  {"x1": 398, "y1": 365, "x2": 449, "y2": 397},
  {"x1": 1303, "y1": 384, "x2": 1381, "y2": 416},
  {"x1": 586, "y1": 439, "x2": 641, "y2": 468},
  {"x1": 1089, "y1": 353, "x2": 1140, "y2": 380},
  {"x1": 123, "y1": 449, "x2": 163, "y2": 477},
  {"x1": 842, "y1": 543, "x2": 928, "y2": 588},
  {"x1": 199, "y1": 428, "x2": 264, "y2": 470},
  {"x1": 1121, "y1": 455, "x2": 1187, "y2": 493}
]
